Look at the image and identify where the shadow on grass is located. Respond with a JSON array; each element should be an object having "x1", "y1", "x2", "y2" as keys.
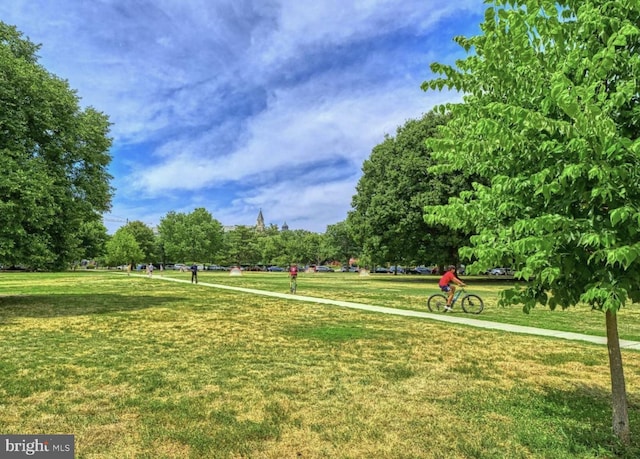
[
  {"x1": 512, "y1": 383, "x2": 640, "y2": 457},
  {"x1": 0, "y1": 293, "x2": 177, "y2": 319}
]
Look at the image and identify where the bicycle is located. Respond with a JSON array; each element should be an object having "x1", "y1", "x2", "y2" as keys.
[
  {"x1": 289, "y1": 276, "x2": 297, "y2": 294},
  {"x1": 427, "y1": 287, "x2": 484, "y2": 314}
]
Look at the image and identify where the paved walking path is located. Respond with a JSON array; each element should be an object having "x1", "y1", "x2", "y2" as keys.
[{"x1": 146, "y1": 274, "x2": 640, "y2": 351}]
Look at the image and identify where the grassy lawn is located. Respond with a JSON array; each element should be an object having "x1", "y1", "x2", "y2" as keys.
[
  {"x1": 1, "y1": 271, "x2": 640, "y2": 458},
  {"x1": 162, "y1": 270, "x2": 640, "y2": 342}
]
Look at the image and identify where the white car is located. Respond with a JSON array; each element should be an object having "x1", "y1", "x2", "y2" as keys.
[{"x1": 315, "y1": 266, "x2": 335, "y2": 272}]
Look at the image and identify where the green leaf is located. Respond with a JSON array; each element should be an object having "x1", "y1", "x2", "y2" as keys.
[
  {"x1": 540, "y1": 267, "x2": 560, "y2": 285},
  {"x1": 610, "y1": 206, "x2": 634, "y2": 227}
]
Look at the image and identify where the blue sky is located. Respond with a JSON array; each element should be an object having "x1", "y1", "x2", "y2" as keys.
[{"x1": 1, "y1": 1, "x2": 484, "y2": 233}]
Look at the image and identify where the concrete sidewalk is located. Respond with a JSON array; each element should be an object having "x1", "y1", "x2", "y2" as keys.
[{"x1": 150, "y1": 274, "x2": 640, "y2": 351}]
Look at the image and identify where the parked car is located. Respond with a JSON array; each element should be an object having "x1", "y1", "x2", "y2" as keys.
[
  {"x1": 241, "y1": 265, "x2": 264, "y2": 271},
  {"x1": 340, "y1": 266, "x2": 359, "y2": 272},
  {"x1": 315, "y1": 265, "x2": 335, "y2": 272},
  {"x1": 206, "y1": 265, "x2": 227, "y2": 271},
  {"x1": 5, "y1": 265, "x2": 27, "y2": 271},
  {"x1": 267, "y1": 266, "x2": 285, "y2": 272},
  {"x1": 340, "y1": 266, "x2": 358, "y2": 272},
  {"x1": 489, "y1": 267, "x2": 508, "y2": 275},
  {"x1": 175, "y1": 263, "x2": 203, "y2": 271},
  {"x1": 374, "y1": 267, "x2": 389, "y2": 273},
  {"x1": 389, "y1": 266, "x2": 405, "y2": 274},
  {"x1": 408, "y1": 266, "x2": 431, "y2": 275}
]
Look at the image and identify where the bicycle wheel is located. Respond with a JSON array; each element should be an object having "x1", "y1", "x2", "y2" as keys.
[
  {"x1": 290, "y1": 278, "x2": 297, "y2": 294},
  {"x1": 461, "y1": 294, "x2": 484, "y2": 314},
  {"x1": 427, "y1": 294, "x2": 448, "y2": 312}
]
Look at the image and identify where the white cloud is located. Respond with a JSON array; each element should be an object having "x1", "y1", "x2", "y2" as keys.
[
  {"x1": 1, "y1": 0, "x2": 484, "y2": 233},
  {"x1": 129, "y1": 73, "x2": 460, "y2": 195},
  {"x1": 251, "y1": 0, "x2": 480, "y2": 68}
]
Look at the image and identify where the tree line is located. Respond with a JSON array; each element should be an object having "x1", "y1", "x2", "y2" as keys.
[{"x1": 102, "y1": 213, "x2": 358, "y2": 269}]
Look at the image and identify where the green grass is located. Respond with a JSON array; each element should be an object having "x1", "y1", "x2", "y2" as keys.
[
  {"x1": 155, "y1": 269, "x2": 640, "y2": 342},
  {"x1": 1, "y1": 271, "x2": 640, "y2": 458}
]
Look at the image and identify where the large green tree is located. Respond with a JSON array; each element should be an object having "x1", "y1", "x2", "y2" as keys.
[
  {"x1": 77, "y1": 220, "x2": 109, "y2": 261},
  {"x1": 105, "y1": 228, "x2": 143, "y2": 267},
  {"x1": 221, "y1": 225, "x2": 261, "y2": 266},
  {"x1": 348, "y1": 111, "x2": 473, "y2": 269},
  {"x1": 0, "y1": 22, "x2": 112, "y2": 270},
  {"x1": 422, "y1": 0, "x2": 640, "y2": 442},
  {"x1": 121, "y1": 220, "x2": 157, "y2": 262},
  {"x1": 259, "y1": 229, "x2": 316, "y2": 267},
  {"x1": 323, "y1": 221, "x2": 358, "y2": 266},
  {"x1": 158, "y1": 208, "x2": 223, "y2": 263},
  {"x1": 281, "y1": 229, "x2": 323, "y2": 266}
]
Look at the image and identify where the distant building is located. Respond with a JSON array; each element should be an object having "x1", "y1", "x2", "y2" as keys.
[
  {"x1": 256, "y1": 209, "x2": 265, "y2": 232},
  {"x1": 223, "y1": 209, "x2": 289, "y2": 233}
]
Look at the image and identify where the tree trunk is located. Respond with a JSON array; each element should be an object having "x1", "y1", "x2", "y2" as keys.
[{"x1": 606, "y1": 309, "x2": 630, "y2": 444}]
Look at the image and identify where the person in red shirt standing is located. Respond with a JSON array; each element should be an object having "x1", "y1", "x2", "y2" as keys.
[
  {"x1": 438, "y1": 265, "x2": 466, "y2": 312},
  {"x1": 288, "y1": 263, "x2": 299, "y2": 293}
]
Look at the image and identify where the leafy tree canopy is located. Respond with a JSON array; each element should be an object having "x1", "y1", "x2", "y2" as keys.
[
  {"x1": 121, "y1": 220, "x2": 157, "y2": 262},
  {"x1": 323, "y1": 221, "x2": 358, "y2": 266},
  {"x1": 423, "y1": 0, "x2": 640, "y2": 313},
  {"x1": 105, "y1": 229, "x2": 143, "y2": 267},
  {"x1": 0, "y1": 22, "x2": 113, "y2": 270},
  {"x1": 348, "y1": 111, "x2": 474, "y2": 268},
  {"x1": 222, "y1": 225, "x2": 263, "y2": 267},
  {"x1": 77, "y1": 220, "x2": 109, "y2": 261},
  {"x1": 157, "y1": 208, "x2": 223, "y2": 263},
  {"x1": 422, "y1": 0, "x2": 640, "y2": 442}
]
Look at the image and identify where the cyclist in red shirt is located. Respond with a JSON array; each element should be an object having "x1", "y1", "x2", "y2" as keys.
[
  {"x1": 438, "y1": 265, "x2": 465, "y2": 311},
  {"x1": 289, "y1": 263, "x2": 298, "y2": 278}
]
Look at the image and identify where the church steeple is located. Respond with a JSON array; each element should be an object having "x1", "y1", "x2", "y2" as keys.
[
  {"x1": 256, "y1": 209, "x2": 265, "y2": 232},
  {"x1": 282, "y1": 221, "x2": 289, "y2": 231}
]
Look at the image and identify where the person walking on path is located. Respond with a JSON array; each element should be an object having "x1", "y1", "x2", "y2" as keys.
[
  {"x1": 190, "y1": 263, "x2": 198, "y2": 284},
  {"x1": 147, "y1": 263, "x2": 154, "y2": 278}
]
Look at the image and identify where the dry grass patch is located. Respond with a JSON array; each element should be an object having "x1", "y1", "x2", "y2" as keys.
[
  {"x1": 188, "y1": 271, "x2": 640, "y2": 341},
  {"x1": 1, "y1": 272, "x2": 640, "y2": 458}
]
